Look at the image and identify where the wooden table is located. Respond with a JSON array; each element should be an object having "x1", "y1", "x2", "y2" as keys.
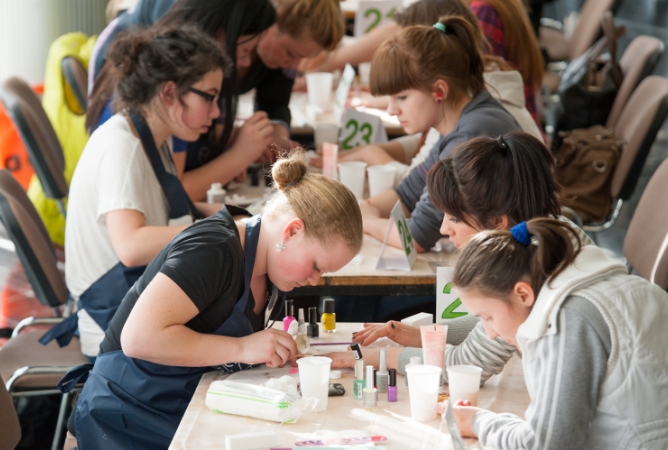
[
  {"x1": 292, "y1": 236, "x2": 457, "y2": 297},
  {"x1": 169, "y1": 323, "x2": 530, "y2": 450}
]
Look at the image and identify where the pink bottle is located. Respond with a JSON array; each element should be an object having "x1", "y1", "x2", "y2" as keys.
[{"x1": 282, "y1": 299, "x2": 295, "y2": 332}]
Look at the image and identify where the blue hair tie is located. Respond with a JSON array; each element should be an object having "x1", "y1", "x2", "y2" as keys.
[
  {"x1": 433, "y1": 23, "x2": 447, "y2": 33},
  {"x1": 510, "y1": 222, "x2": 531, "y2": 246}
]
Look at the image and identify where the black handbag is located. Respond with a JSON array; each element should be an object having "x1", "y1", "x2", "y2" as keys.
[{"x1": 556, "y1": 12, "x2": 625, "y2": 133}]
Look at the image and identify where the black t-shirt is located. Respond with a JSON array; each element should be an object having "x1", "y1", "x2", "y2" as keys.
[{"x1": 99, "y1": 206, "x2": 247, "y2": 354}]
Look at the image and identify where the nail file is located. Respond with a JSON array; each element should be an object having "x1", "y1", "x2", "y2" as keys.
[
  {"x1": 293, "y1": 435, "x2": 387, "y2": 446},
  {"x1": 446, "y1": 401, "x2": 466, "y2": 450}
]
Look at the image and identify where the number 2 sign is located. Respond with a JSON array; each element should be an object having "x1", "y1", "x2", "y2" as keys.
[
  {"x1": 339, "y1": 108, "x2": 387, "y2": 150},
  {"x1": 376, "y1": 200, "x2": 417, "y2": 271},
  {"x1": 354, "y1": 0, "x2": 403, "y2": 38},
  {"x1": 436, "y1": 267, "x2": 469, "y2": 323}
]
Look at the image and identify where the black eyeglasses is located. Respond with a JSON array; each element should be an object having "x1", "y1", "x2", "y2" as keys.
[{"x1": 188, "y1": 87, "x2": 218, "y2": 104}]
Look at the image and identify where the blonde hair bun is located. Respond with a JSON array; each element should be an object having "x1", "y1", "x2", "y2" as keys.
[{"x1": 272, "y1": 150, "x2": 309, "y2": 190}]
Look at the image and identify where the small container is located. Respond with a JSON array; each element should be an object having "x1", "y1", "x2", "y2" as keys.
[
  {"x1": 351, "y1": 343, "x2": 363, "y2": 360},
  {"x1": 405, "y1": 356, "x2": 422, "y2": 388},
  {"x1": 354, "y1": 359, "x2": 365, "y2": 400},
  {"x1": 296, "y1": 308, "x2": 310, "y2": 353},
  {"x1": 282, "y1": 300, "x2": 295, "y2": 333},
  {"x1": 377, "y1": 349, "x2": 389, "y2": 394},
  {"x1": 363, "y1": 365, "x2": 377, "y2": 410},
  {"x1": 388, "y1": 368, "x2": 397, "y2": 402},
  {"x1": 206, "y1": 182, "x2": 226, "y2": 204},
  {"x1": 307, "y1": 306, "x2": 319, "y2": 338},
  {"x1": 321, "y1": 298, "x2": 336, "y2": 333}
]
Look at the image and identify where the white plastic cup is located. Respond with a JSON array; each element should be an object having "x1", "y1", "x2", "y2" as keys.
[
  {"x1": 338, "y1": 161, "x2": 367, "y2": 199},
  {"x1": 358, "y1": 62, "x2": 371, "y2": 86},
  {"x1": 446, "y1": 365, "x2": 483, "y2": 407},
  {"x1": 297, "y1": 356, "x2": 332, "y2": 412},
  {"x1": 313, "y1": 123, "x2": 339, "y2": 153},
  {"x1": 405, "y1": 364, "x2": 442, "y2": 422},
  {"x1": 306, "y1": 72, "x2": 334, "y2": 111},
  {"x1": 367, "y1": 165, "x2": 396, "y2": 198}
]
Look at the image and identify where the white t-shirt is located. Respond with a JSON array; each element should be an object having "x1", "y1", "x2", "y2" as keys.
[{"x1": 65, "y1": 113, "x2": 181, "y2": 356}]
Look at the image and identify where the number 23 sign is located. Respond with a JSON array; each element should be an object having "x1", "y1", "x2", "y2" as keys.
[
  {"x1": 339, "y1": 108, "x2": 387, "y2": 150},
  {"x1": 354, "y1": 0, "x2": 403, "y2": 38}
]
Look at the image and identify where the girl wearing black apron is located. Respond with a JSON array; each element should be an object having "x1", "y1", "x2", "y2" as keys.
[{"x1": 60, "y1": 151, "x2": 365, "y2": 449}]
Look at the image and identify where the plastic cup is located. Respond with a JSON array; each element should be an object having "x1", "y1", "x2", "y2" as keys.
[
  {"x1": 405, "y1": 365, "x2": 442, "y2": 422},
  {"x1": 306, "y1": 72, "x2": 334, "y2": 111},
  {"x1": 313, "y1": 123, "x2": 339, "y2": 153},
  {"x1": 338, "y1": 161, "x2": 367, "y2": 199},
  {"x1": 446, "y1": 365, "x2": 483, "y2": 406},
  {"x1": 367, "y1": 165, "x2": 396, "y2": 198},
  {"x1": 297, "y1": 356, "x2": 332, "y2": 412},
  {"x1": 358, "y1": 62, "x2": 371, "y2": 86}
]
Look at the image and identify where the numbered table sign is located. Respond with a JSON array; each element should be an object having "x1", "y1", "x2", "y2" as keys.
[
  {"x1": 436, "y1": 267, "x2": 469, "y2": 323},
  {"x1": 339, "y1": 108, "x2": 388, "y2": 150},
  {"x1": 322, "y1": 142, "x2": 338, "y2": 180},
  {"x1": 376, "y1": 200, "x2": 417, "y2": 271},
  {"x1": 333, "y1": 64, "x2": 356, "y2": 122},
  {"x1": 354, "y1": 0, "x2": 403, "y2": 38}
]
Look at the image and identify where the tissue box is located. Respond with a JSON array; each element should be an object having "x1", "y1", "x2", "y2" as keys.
[{"x1": 401, "y1": 312, "x2": 433, "y2": 327}]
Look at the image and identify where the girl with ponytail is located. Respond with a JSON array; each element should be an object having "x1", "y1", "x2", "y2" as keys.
[
  {"x1": 447, "y1": 218, "x2": 668, "y2": 449},
  {"x1": 360, "y1": 15, "x2": 520, "y2": 253}
]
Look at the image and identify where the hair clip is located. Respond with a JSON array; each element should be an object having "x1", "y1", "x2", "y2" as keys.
[
  {"x1": 510, "y1": 222, "x2": 531, "y2": 246},
  {"x1": 432, "y1": 23, "x2": 447, "y2": 33},
  {"x1": 497, "y1": 135, "x2": 509, "y2": 151}
]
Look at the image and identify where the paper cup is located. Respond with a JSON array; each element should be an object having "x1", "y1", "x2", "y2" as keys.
[
  {"x1": 306, "y1": 72, "x2": 334, "y2": 111},
  {"x1": 367, "y1": 165, "x2": 396, "y2": 198},
  {"x1": 405, "y1": 365, "x2": 442, "y2": 422},
  {"x1": 338, "y1": 161, "x2": 367, "y2": 199},
  {"x1": 313, "y1": 123, "x2": 339, "y2": 153},
  {"x1": 297, "y1": 356, "x2": 332, "y2": 412},
  {"x1": 446, "y1": 365, "x2": 482, "y2": 406}
]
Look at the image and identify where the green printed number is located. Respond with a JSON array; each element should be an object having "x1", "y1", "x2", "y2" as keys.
[
  {"x1": 442, "y1": 298, "x2": 467, "y2": 319},
  {"x1": 364, "y1": 8, "x2": 382, "y2": 33},
  {"x1": 396, "y1": 218, "x2": 413, "y2": 256},
  {"x1": 341, "y1": 119, "x2": 373, "y2": 150},
  {"x1": 386, "y1": 7, "x2": 397, "y2": 18}
]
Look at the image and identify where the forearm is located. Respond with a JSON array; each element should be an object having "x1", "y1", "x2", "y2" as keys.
[
  {"x1": 181, "y1": 146, "x2": 254, "y2": 201},
  {"x1": 368, "y1": 189, "x2": 402, "y2": 217},
  {"x1": 194, "y1": 201, "x2": 223, "y2": 217},
  {"x1": 314, "y1": 24, "x2": 397, "y2": 72}
]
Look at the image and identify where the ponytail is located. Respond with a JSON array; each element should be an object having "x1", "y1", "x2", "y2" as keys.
[
  {"x1": 452, "y1": 218, "x2": 582, "y2": 298},
  {"x1": 370, "y1": 15, "x2": 485, "y2": 101}
]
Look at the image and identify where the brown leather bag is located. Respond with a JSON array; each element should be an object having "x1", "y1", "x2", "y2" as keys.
[{"x1": 555, "y1": 125, "x2": 623, "y2": 222}]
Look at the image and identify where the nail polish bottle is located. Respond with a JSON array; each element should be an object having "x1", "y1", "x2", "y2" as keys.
[
  {"x1": 363, "y1": 365, "x2": 377, "y2": 410},
  {"x1": 307, "y1": 306, "x2": 319, "y2": 338},
  {"x1": 295, "y1": 308, "x2": 310, "y2": 353},
  {"x1": 377, "y1": 349, "x2": 389, "y2": 393},
  {"x1": 321, "y1": 298, "x2": 336, "y2": 333},
  {"x1": 354, "y1": 359, "x2": 365, "y2": 400},
  {"x1": 282, "y1": 299, "x2": 295, "y2": 332},
  {"x1": 388, "y1": 369, "x2": 397, "y2": 402}
]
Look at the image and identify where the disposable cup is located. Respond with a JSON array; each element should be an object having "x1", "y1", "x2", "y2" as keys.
[
  {"x1": 446, "y1": 365, "x2": 483, "y2": 406},
  {"x1": 297, "y1": 356, "x2": 332, "y2": 412},
  {"x1": 338, "y1": 161, "x2": 367, "y2": 199},
  {"x1": 306, "y1": 72, "x2": 334, "y2": 111},
  {"x1": 405, "y1": 364, "x2": 442, "y2": 422},
  {"x1": 367, "y1": 165, "x2": 396, "y2": 197},
  {"x1": 313, "y1": 123, "x2": 339, "y2": 153},
  {"x1": 358, "y1": 62, "x2": 371, "y2": 86}
]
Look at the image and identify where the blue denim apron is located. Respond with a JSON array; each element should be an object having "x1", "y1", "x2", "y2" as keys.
[
  {"x1": 59, "y1": 214, "x2": 262, "y2": 449},
  {"x1": 40, "y1": 113, "x2": 202, "y2": 347}
]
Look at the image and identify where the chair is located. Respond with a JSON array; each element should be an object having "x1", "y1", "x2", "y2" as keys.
[
  {"x1": 571, "y1": 76, "x2": 668, "y2": 233},
  {"x1": 540, "y1": 0, "x2": 622, "y2": 63},
  {"x1": 605, "y1": 36, "x2": 665, "y2": 129},
  {"x1": 0, "y1": 77, "x2": 68, "y2": 218},
  {"x1": 0, "y1": 374, "x2": 21, "y2": 450},
  {"x1": 0, "y1": 170, "x2": 88, "y2": 450},
  {"x1": 61, "y1": 56, "x2": 88, "y2": 115},
  {"x1": 624, "y1": 158, "x2": 668, "y2": 290}
]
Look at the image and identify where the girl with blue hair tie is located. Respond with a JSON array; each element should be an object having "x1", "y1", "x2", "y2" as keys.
[{"x1": 447, "y1": 217, "x2": 668, "y2": 449}]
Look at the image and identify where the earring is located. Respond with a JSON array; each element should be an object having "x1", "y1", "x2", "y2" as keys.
[
  {"x1": 435, "y1": 92, "x2": 442, "y2": 103},
  {"x1": 276, "y1": 242, "x2": 286, "y2": 251}
]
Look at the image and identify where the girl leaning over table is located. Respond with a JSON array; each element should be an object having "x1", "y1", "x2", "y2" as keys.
[
  {"x1": 40, "y1": 26, "x2": 227, "y2": 359},
  {"x1": 358, "y1": 16, "x2": 520, "y2": 254},
  {"x1": 328, "y1": 132, "x2": 593, "y2": 382},
  {"x1": 445, "y1": 218, "x2": 668, "y2": 449},
  {"x1": 59, "y1": 151, "x2": 364, "y2": 450}
]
